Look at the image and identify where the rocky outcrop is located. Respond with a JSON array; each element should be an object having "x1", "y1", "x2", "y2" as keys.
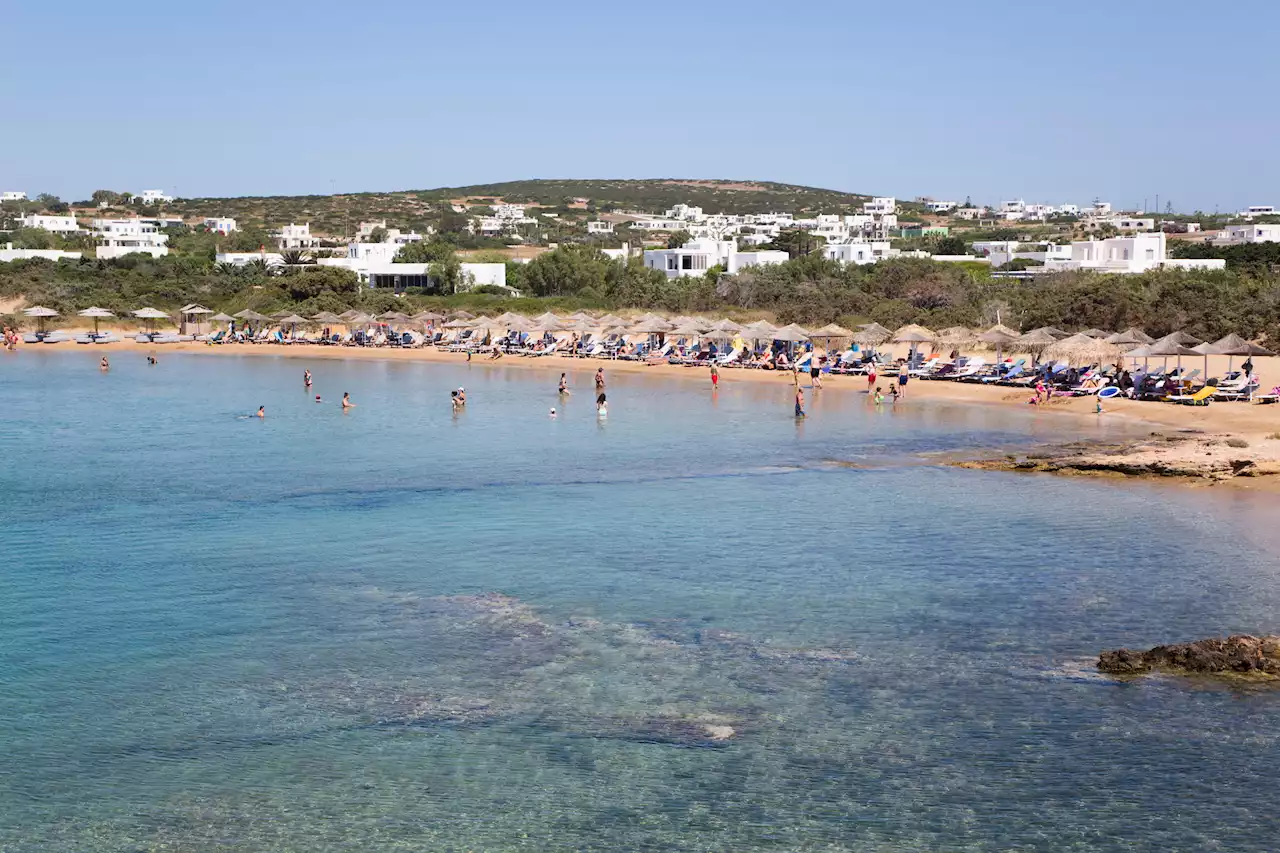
[{"x1": 1099, "y1": 635, "x2": 1280, "y2": 678}]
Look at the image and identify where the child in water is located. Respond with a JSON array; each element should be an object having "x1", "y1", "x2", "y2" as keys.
[{"x1": 873, "y1": 386, "x2": 884, "y2": 404}]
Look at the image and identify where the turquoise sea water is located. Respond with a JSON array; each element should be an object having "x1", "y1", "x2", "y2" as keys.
[{"x1": 3, "y1": 350, "x2": 1280, "y2": 852}]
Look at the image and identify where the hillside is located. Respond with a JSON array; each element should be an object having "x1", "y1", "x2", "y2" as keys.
[{"x1": 166, "y1": 179, "x2": 876, "y2": 236}]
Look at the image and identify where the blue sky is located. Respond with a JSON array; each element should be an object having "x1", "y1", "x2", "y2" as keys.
[{"x1": 5, "y1": 0, "x2": 1276, "y2": 212}]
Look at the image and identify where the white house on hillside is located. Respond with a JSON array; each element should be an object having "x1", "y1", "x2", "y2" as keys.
[
  {"x1": 0, "y1": 243, "x2": 81, "y2": 263},
  {"x1": 204, "y1": 217, "x2": 237, "y2": 234},
  {"x1": 19, "y1": 213, "x2": 80, "y2": 233},
  {"x1": 1042, "y1": 232, "x2": 1223, "y2": 274},
  {"x1": 276, "y1": 223, "x2": 320, "y2": 249},
  {"x1": 643, "y1": 238, "x2": 787, "y2": 279},
  {"x1": 138, "y1": 189, "x2": 173, "y2": 204},
  {"x1": 1215, "y1": 224, "x2": 1280, "y2": 245},
  {"x1": 1240, "y1": 205, "x2": 1275, "y2": 218},
  {"x1": 216, "y1": 251, "x2": 285, "y2": 267},
  {"x1": 587, "y1": 220, "x2": 614, "y2": 234},
  {"x1": 824, "y1": 241, "x2": 891, "y2": 265},
  {"x1": 863, "y1": 197, "x2": 896, "y2": 215},
  {"x1": 92, "y1": 217, "x2": 169, "y2": 259},
  {"x1": 2, "y1": 191, "x2": 27, "y2": 202}
]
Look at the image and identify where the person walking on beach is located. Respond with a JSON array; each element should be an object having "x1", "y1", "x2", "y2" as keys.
[
  {"x1": 710, "y1": 364, "x2": 719, "y2": 389},
  {"x1": 595, "y1": 368, "x2": 605, "y2": 393},
  {"x1": 558, "y1": 373, "x2": 570, "y2": 394},
  {"x1": 304, "y1": 369, "x2": 312, "y2": 388},
  {"x1": 794, "y1": 386, "x2": 806, "y2": 418},
  {"x1": 342, "y1": 392, "x2": 355, "y2": 410},
  {"x1": 810, "y1": 357, "x2": 822, "y2": 389}
]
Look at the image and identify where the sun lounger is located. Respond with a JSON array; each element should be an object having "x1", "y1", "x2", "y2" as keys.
[{"x1": 1168, "y1": 385, "x2": 1216, "y2": 406}]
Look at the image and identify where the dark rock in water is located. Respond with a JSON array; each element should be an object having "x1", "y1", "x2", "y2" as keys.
[{"x1": 1098, "y1": 635, "x2": 1280, "y2": 678}]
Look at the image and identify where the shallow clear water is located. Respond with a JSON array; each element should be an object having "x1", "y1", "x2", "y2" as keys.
[{"x1": 3, "y1": 350, "x2": 1279, "y2": 852}]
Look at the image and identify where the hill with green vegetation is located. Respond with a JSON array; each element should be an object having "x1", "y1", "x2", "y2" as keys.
[{"x1": 163, "y1": 179, "x2": 877, "y2": 236}]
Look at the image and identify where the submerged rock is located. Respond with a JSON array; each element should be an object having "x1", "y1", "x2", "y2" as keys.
[{"x1": 1098, "y1": 635, "x2": 1280, "y2": 678}]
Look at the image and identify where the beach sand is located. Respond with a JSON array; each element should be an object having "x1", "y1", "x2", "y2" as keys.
[{"x1": 14, "y1": 336, "x2": 1280, "y2": 487}]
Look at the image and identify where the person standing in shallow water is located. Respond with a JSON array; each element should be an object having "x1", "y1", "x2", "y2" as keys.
[
  {"x1": 304, "y1": 370, "x2": 312, "y2": 388},
  {"x1": 558, "y1": 373, "x2": 569, "y2": 394},
  {"x1": 710, "y1": 364, "x2": 719, "y2": 389},
  {"x1": 595, "y1": 368, "x2": 605, "y2": 393},
  {"x1": 794, "y1": 386, "x2": 805, "y2": 418},
  {"x1": 342, "y1": 393, "x2": 355, "y2": 410}
]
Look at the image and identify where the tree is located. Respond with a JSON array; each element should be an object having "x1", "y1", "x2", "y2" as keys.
[
  {"x1": 395, "y1": 239, "x2": 456, "y2": 264},
  {"x1": 666, "y1": 229, "x2": 693, "y2": 249},
  {"x1": 283, "y1": 266, "x2": 359, "y2": 301},
  {"x1": 933, "y1": 236, "x2": 969, "y2": 256},
  {"x1": 771, "y1": 229, "x2": 826, "y2": 258},
  {"x1": 11, "y1": 228, "x2": 53, "y2": 250},
  {"x1": 520, "y1": 244, "x2": 614, "y2": 297},
  {"x1": 34, "y1": 193, "x2": 68, "y2": 213},
  {"x1": 91, "y1": 190, "x2": 124, "y2": 207},
  {"x1": 429, "y1": 254, "x2": 462, "y2": 293},
  {"x1": 367, "y1": 226, "x2": 387, "y2": 243},
  {"x1": 279, "y1": 249, "x2": 313, "y2": 265}
]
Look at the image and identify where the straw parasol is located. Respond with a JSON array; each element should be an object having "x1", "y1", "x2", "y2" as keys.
[
  {"x1": 311, "y1": 311, "x2": 343, "y2": 325},
  {"x1": 377, "y1": 311, "x2": 410, "y2": 322},
  {"x1": 567, "y1": 311, "x2": 596, "y2": 321},
  {"x1": 132, "y1": 307, "x2": 170, "y2": 335},
  {"x1": 1210, "y1": 333, "x2": 1275, "y2": 373},
  {"x1": 771, "y1": 323, "x2": 811, "y2": 343},
  {"x1": 668, "y1": 324, "x2": 706, "y2": 340},
  {"x1": 210, "y1": 312, "x2": 235, "y2": 323},
  {"x1": 936, "y1": 326, "x2": 978, "y2": 348},
  {"x1": 277, "y1": 314, "x2": 308, "y2": 334},
  {"x1": 1015, "y1": 328, "x2": 1059, "y2": 357},
  {"x1": 443, "y1": 318, "x2": 472, "y2": 329},
  {"x1": 78, "y1": 307, "x2": 114, "y2": 336},
  {"x1": 1159, "y1": 330, "x2": 1203, "y2": 347},
  {"x1": 707, "y1": 318, "x2": 743, "y2": 334},
  {"x1": 978, "y1": 325, "x2": 1021, "y2": 364},
  {"x1": 1078, "y1": 328, "x2": 1113, "y2": 339},
  {"x1": 630, "y1": 317, "x2": 675, "y2": 335},
  {"x1": 22, "y1": 306, "x2": 58, "y2": 334},
  {"x1": 808, "y1": 323, "x2": 854, "y2": 352},
  {"x1": 859, "y1": 322, "x2": 892, "y2": 337},
  {"x1": 1042, "y1": 332, "x2": 1123, "y2": 367},
  {"x1": 853, "y1": 328, "x2": 888, "y2": 347},
  {"x1": 234, "y1": 309, "x2": 270, "y2": 322},
  {"x1": 451, "y1": 310, "x2": 475, "y2": 320},
  {"x1": 413, "y1": 311, "x2": 446, "y2": 323},
  {"x1": 892, "y1": 324, "x2": 936, "y2": 364},
  {"x1": 1132, "y1": 337, "x2": 1201, "y2": 371},
  {"x1": 1106, "y1": 327, "x2": 1153, "y2": 346},
  {"x1": 595, "y1": 313, "x2": 628, "y2": 327},
  {"x1": 1026, "y1": 326, "x2": 1069, "y2": 340}
]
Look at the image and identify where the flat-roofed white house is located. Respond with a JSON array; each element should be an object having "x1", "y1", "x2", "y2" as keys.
[
  {"x1": 92, "y1": 217, "x2": 169, "y2": 259},
  {"x1": 1215, "y1": 224, "x2": 1280, "y2": 245},
  {"x1": 317, "y1": 255, "x2": 509, "y2": 293},
  {"x1": 216, "y1": 251, "x2": 285, "y2": 267},
  {"x1": 138, "y1": 189, "x2": 173, "y2": 204},
  {"x1": 2, "y1": 191, "x2": 27, "y2": 202},
  {"x1": 1240, "y1": 205, "x2": 1276, "y2": 218},
  {"x1": 863, "y1": 197, "x2": 896, "y2": 216},
  {"x1": 0, "y1": 243, "x2": 81, "y2": 263},
  {"x1": 587, "y1": 220, "x2": 615, "y2": 234},
  {"x1": 1043, "y1": 232, "x2": 1223, "y2": 274},
  {"x1": 924, "y1": 200, "x2": 957, "y2": 213},
  {"x1": 643, "y1": 238, "x2": 787, "y2": 279},
  {"x1": 824, "y1": 241, "x2": 891, "y2": 265},
  {"x1": 276, "y1": 223, "x2": 320, "y2": 249},
  {"x1": 1111, "y1": 216, "x2": 1155, "y2": 231},
  {"x1": 203, "y1": 217, "x2": 237, "y2": 234},
  {"x1": 952, "y1": 206, "x2": 988, "y2": 220},
  {"x1": 987, "y1": 243, "x2": 1073, "y2": 267},
  {"x1": 19, "y1": 213, "x2": 80, "y2": 233},
  {"x1": 664, "y1": 204, "x2": 705, "y2": 221}
]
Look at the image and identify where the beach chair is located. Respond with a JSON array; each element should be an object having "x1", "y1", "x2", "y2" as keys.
[
  {"x1": 1169, "y1": 385, "x2": 1216, "y2": 406},
  {"x1": 94, "y1": 331, "x2": 121, "y2": 344}
]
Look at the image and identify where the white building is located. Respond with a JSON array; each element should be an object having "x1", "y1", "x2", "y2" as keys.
[
  {"x1": 1240, "y1": 205, "x2": 1275, "y2": 218},
  {"x1": 319, "y1": 256, "x2": 508, "y2": 293},
  {"x1": 951, "y1": 206, "x2": 988, "y2": 220},
  {"x1": 357, "y1": 220, "x2": 387, "y2": 239},
  {"x1": 987, "y1": 243, "x2": 1074, "y2": 267},
  {"x1": 587, "y1": 220, "x2": 615, "y2": 234},
  {"x1": 203, "y1": 217, "x2": 237, "y2": 234},
  {"x1": 643, "y1": 237, "x2": 787, "y2": 279},
  {"x1": 491, "y1": 203, "x2": 527, "y2": 220},
  {"x1": 19, "y1": 213, "x2": 80, "y2": 233},
  {"x1": 276, "y1": 223, "x2": 320, "y2": 249},
  {"x1": 1043, "y1": 232, "x2": 1223, "y2": 274},
  {"x1": 0, "y1": 243, "x2": 81, "y2": 263},
  {"x1": 629, "y1": 218, "x2": 689, "y2": 232},
  {"x1": 998, "y1": 199, "x2": 1026, "y2": 220},
  {"x1": 1215, "y1": 224, "x2": 1280, "y2": 245},
  {"x1": 924, "y1": 200, "x2": 957, "y2": 213},
  {"x1": 1111, "y1": 216, "x2": 1155, "y2": 231},
  {"x1": 2, "y1": 191, "x2": 27, "y2": 202},
  {"x1": 664, "y1": 204, "x2": 706, "y2": 222},
  {"x1": 823, "y1": 241, "x2": 892, "y2": 265},
  {"x1": 863, "y1": 197, "x2": 896, "y2": 216},
  {"x1": 92, "y1": 217, "x2": 169, "y2": 259},
  {"x1": 138, "y1": 189, "x2": 173, "y2": 204},
  {"x1": 216, "y1": 251, "x2": 285, "y2": 267}
]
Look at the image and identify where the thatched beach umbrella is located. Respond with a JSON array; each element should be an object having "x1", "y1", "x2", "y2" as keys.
[
  {"x1": 443, "y1": 318, "x2": 472, "y2": 329},
  {"x1": 1078, "y1": 328, "x2": 1113, "y2": 339},
  {"x1": 311, "y1": 311, "x2": 343, "y2": 325},
  {"x1": 771, "y1": 323, "x2": 811, "y2": 343},
  {"x1": 451, "y1": 310, "x2": 475, "y2": 320},
  {"x1": 1159, "y1": 330, "x2": 1203, "y2": 347},
  {"x1": 808, "y1": 323, "x2": 854, "y2": 353},
  {"x1": 1016, "y1": 328, "x2": 1059, "y2": 360},
  {"x1": 630, "y1": 317, "x2": 675, "y2": 336},
  {"x1": 859, "y1": 322, "x2": 892, "y2": 338},
  {"x1": 413, "y1": 311, "x2": 446, "y2": 323},
  {"x1": 978, "y1": 326, "x2": 1021, "y2": 364},
  {"x1": 596, "y1": 313, "x2": 627, "y2": 327},
  {"x1": 668, "y1": 324, "x2": 706, "y2": 341},
  {"x1": 277, "y1": 313, "x2": 308, "y2": 335},
  {"x1": 132, "y1": 307, "x2": 170, "y2": 335},
  {"x1": 1139, "y1": 337, "x2": 1201, "y2": 371},
  {"x1": 937, "y1": 326, "x2": 978, "y2": 349},
  {"x1": 23, "y1": 306, "x2": 58, "y2": 334},
  {"x1": 378, "y1": 311, "x2": 410, "y2": 322},
  {"x1": 234, "y1": 309, "x2": 270, "y2": 323},
  {"x1": 1106, "y1": 328, "x2": 1153, "y2": 346},
  {"x1": 1042, "y1": 332, "x2": 1123, "y2": 367},
  {"x1": 1210, "y1": 333, "x2": 1275, "y2": 373},
  {"x1": 78, "y1": 307, "x2": 114, "y2": 336},
  {"x1": 893, "y1": 324, "x2": 936, "y2": 364},
  {"x1": 708, "y1": 318, "x2": 743, "y2": 334},
  {"x1": 211, "y1": 312, "x2": 235, "y2": 323}
]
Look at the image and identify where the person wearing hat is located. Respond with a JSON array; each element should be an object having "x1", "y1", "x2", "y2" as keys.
[{"x1": 457, "y1": 387, "x2": 466, "y2": 405}]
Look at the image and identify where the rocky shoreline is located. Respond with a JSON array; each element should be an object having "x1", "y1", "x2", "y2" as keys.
[
  {"x1": 952, "y1": 431, "x2": 1280, "y2": 484},
  {"x1": 1099, "y1": 635, "x2": 1280, "y2": 680}
]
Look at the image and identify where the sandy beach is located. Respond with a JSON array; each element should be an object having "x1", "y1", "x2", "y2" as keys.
[{"x1": 15, "y1": 334, "x2": 1280, "y2": 487}]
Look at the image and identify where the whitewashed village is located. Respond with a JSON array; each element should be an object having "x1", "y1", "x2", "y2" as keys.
[{"x1": 5, "y1": 184, "x2": 1277, "y2": 294}]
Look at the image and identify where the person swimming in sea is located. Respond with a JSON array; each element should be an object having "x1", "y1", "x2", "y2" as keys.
[
  {"x1": 147, "y1": 355, "x2": 157, "y2": 365},
  {"x1": 558, "y1": 373, "x2": 570, "y2": 394},
  {"x1": 304, "y1": 369, "x2": 312, "y2": 387},
  {"x1": 315, "y1": 395, "x2": 323, "y2": 403},
  {"x1": 342, "y1": 392, "x2": 354, "y2": 410},
  {"x1": 550, "y1": 407, "x2": 557, "y2": 417},
  {"x1": 100, "y1": 357, "x2": 109, "y2": 370},
  {"x1": 452, "y1": 390, "x2": 463, "y2": 410},
  {"x1": 257, "y1": 406, "x2": 265, "y2": 418},
  {"x1": 456, "y1": 387, "x2": 466, "y2": 405}
]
